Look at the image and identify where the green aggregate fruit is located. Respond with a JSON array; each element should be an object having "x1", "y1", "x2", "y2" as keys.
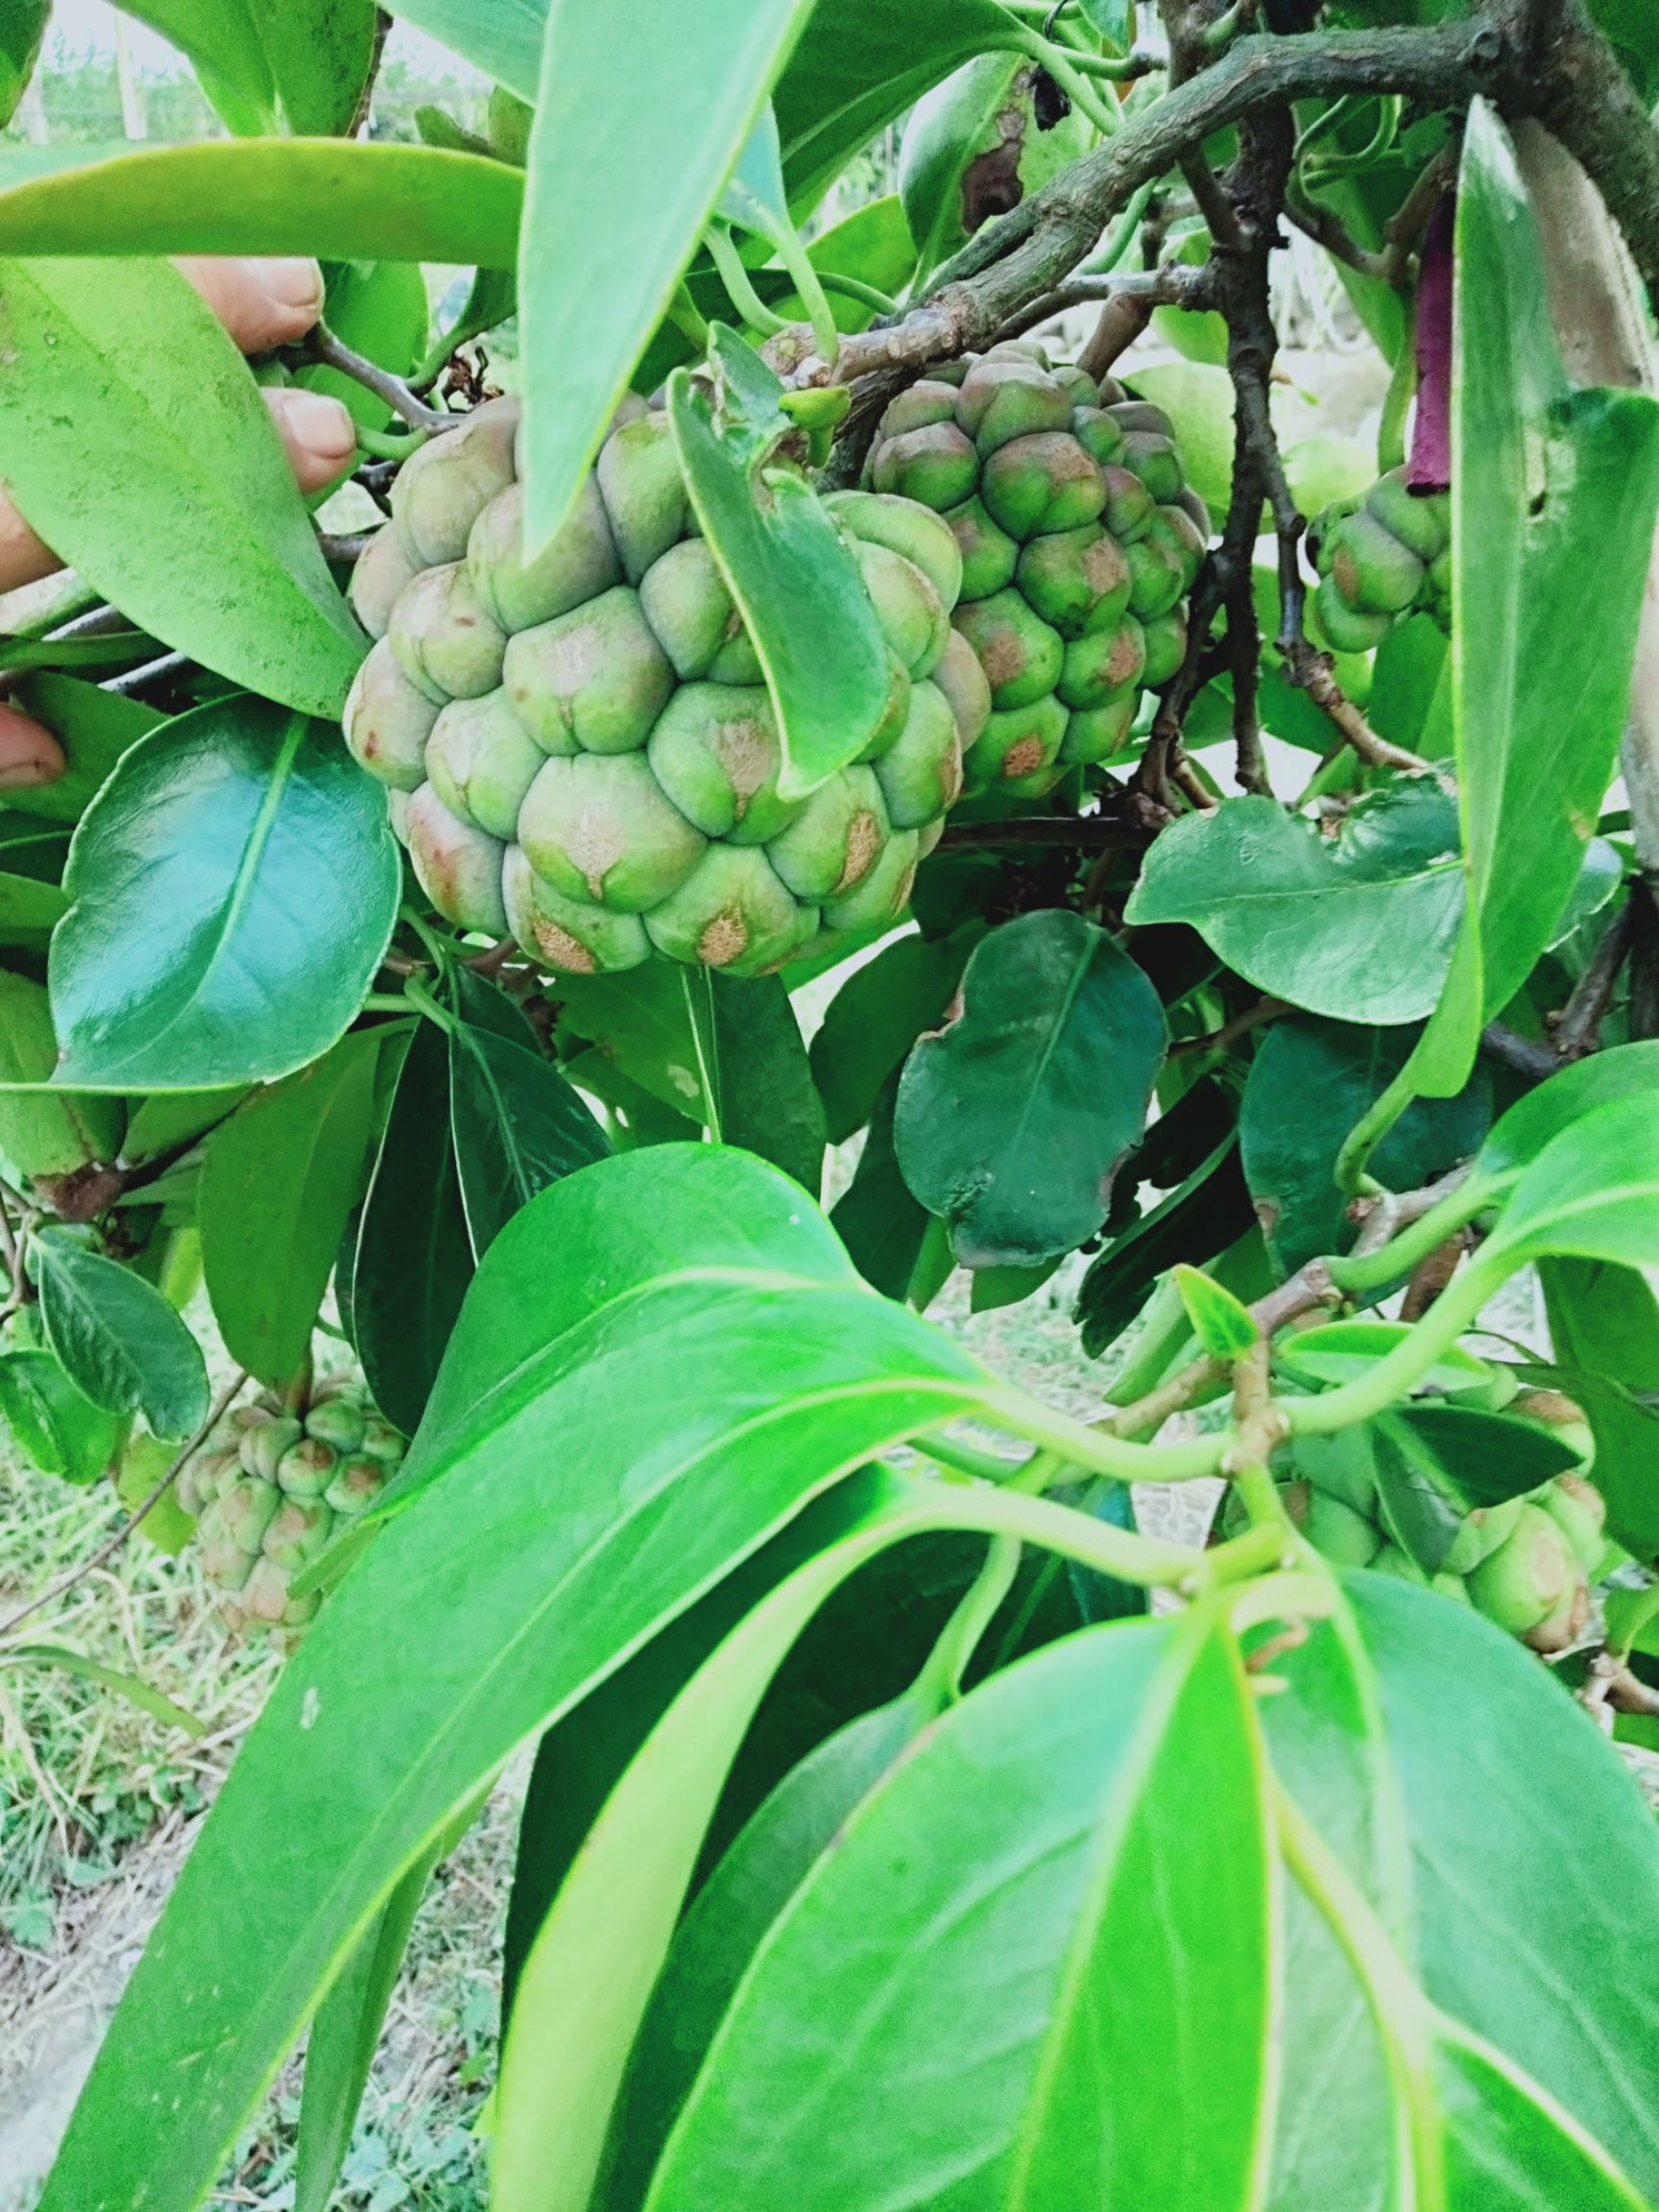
[
  {"x1": 865, "y1": 342, "x2": 1205, "y2": 799},
  {"x1": 1309, "y1": 465, "x2": 1452, "y2": 650},
  {"x1": 347, "y1": 396, "x2": 975, "y2": 977},
  {"x1": 181, "y1": 1381, "x2": 404, "y2": 1643}
]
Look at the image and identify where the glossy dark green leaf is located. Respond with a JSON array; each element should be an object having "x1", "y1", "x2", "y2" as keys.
[
  {"x1": 448, "y1": 1017, "x2": 610, "y2": 1256},
  {"x1": 774, "y1": 0, "x2": 1018, "y2": 213},
  {"x1": 809, "y1": 926, "x2": 977, "y2": 1145},
  {"x1": 1275, "y1": 1320, "x2": 1496, "y2": 1397},
  {"x1": 382, "y1": 0, "x2": 545, "y2": 96},
  {"x1": 519, "y1": 0, "x2": 819, "y2": 555},
  {"x1": 0, "y1": 257, "x2": 363, "y2": 717},
  {"x1": 1267, "y1": 1575, "x2": 1659, "y2": 2202},
  {"x1": 668, "y1": 355, "x2": 893, "y2": 798},
  {"x1": 0, "y1": 871, "x2": 63, "y2": 948},
  {"x1": 1126, "y1": 781, "x2": 1464, "y2": 1025},
  {"x1": 554, "y1": 961, "x2": 708, "y2": 1120},
  {"x1": 1405, "y1": 104, "x2": 1659, "y2": 1097},
  {"x1": 1362, "y1": 1407, "x2": 1582, "y2": 1573},
  {"x1": 199, "y1": 1030, "x2": 385, "y2": 1393},
  {"x1": 50, "y1": 699, "x2": 400, "y2": 1092},
  {"x1": 32, "y1": 1232, "x2": 207, "y2": 1440},
  {"x1": 0, "y1": 1346, "x2": 122, "y2": 1484},
  {"x1": 122, "y1": 0, "x2": 378, "y2": 134},
  {"x1": 1541, "y1": 1257, "x2": 1659, "y2": 1557},
  {"x1": 708, "y1": 972, "x2": 824, "y2": 1193},
  {"x1": 5, "y1": 676, "x2": 161, "y2": 827},
  {"x1": 0, "y1": 142, "x2": 521, "y2": 265},
  {"x1": 828, "y1": 1068, "x2": 932, "y2": 1300},
  {"x1": 648, "y1": 1611, "x2": 1273, "y2": 2211},
  {"x1": 37, "y1": 1148, "x2": 1000, "y2": 2212},
  {"x1": 896, "y1": 909, "x2": 1166, "y2": 1268},
  {"x1": 564, "y1": 1048, "x2": 703, "y2": 1150},
  {"x1": 1076, "y1": 1137, "x2": 1255, "y2": 1359},
  {"x1": 1240, "y1": 1016, "x2": 1491, "y2": 1274},
  {"x1": 352, "y1": 1019, "x2": 472, "y2": 1438},
  {"x1": 1366, "y1": 612, "x2": 1450, "y2": 757}
]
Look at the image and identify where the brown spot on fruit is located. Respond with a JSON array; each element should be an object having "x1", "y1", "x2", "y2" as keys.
[
  {"x1": 534, "y1": 921, "x2": 595, "y2": 974},
  {"x1": 698, "y1": 910, "x2": 751, "y2": 966},
  {"x1": 837, "y1": 808, "x2": 883, "y2": 893},
  {"x1": 1000, "y1": 734, "x2": 1046, "y2": 779}
]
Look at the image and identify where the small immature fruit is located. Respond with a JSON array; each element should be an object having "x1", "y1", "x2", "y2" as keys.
[
  {"x1": 953, "y1": 589, "x2": 1064, "y2": 710},
  {"x1": 425, "y1": 691, "x2": 545, "y2": 841},
  {"x1": 643, "y1": 844, "x2": 807, "y2": 976},
  {"x1": 647, "y1": 685, "x2": 799, "y2": 845},
  {"x1": 183, "y1": 1380, "x2": 404, "y2": 1645},
  {"x1": 766, "y1": 768, "x2": 890, "y2": 902},
  {"x1": 343, "y1": 642, "x2": 441, "y2": 791},
  {"x1": 1466, "y1": 1503, "x2": 1576, "y2": 1636},
  {"x1": 518, "y1": 752, "x2": 707, "y2": 911},
  {"x1": 503, "y1": 586, "x2": 676, "y2": 756},
  {"x1": 872, "y1": 422, "x2": 980, "y2": 512},
  {"x1": 1310, "y1": 466, "x2": 1452, "y2": 645},
  {"x1": 980, "y1": 431, "x2": 1105, "y2": 541}
]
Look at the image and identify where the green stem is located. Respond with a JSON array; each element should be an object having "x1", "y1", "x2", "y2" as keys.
[
  {"x1": 981, "y1": 1381, "x2": 1230, "y2": 1484},
  {"x1": 1377, "y1": 291, "x2": 1417, "y2": 473},
  {"x1": 1282, "y1": 1258, "x2": 1506, "y2": 1438},
  {"x1": 1080, "y1": 176, "x2": 1158, "y2": 275},
  {"x1": 363, "y1": 993, "x2": 419, "y2": 1015},
  {"x1": 356, "y1": 423, "x2": 429, "y2": 463},
  {"x1": 1328, "y1": 1175, "x2": 1502, "y2": 1298},
  {"x1": 401, "y1": 974, "x2": 455, "y2": 1035},
  {"x1": 667, "y1": 282, "x2": 711, "y2": 349},
  {"x1": 931, "y1": 1479, "x2": 1205, "y2": 1588},
  {"x1": 914, "y1": 1535, "x2": 1023, "y2": 1706},
  {"x1": 706, "y1": 225, "x2": 789, "y2": 338},
  {"x1": 1334, "y1": 1063, "x2": 1419, "y2": 1195},
  {"x1": 398, "y1": 904, "x2": 454, "y2": 972},
  {"x1": 771, "y1": 223, "x2": 842, "y2": 368},
  {"x1": 1006, "y1": 28, "x2": 1123, "y2": 135},
  {"x1": 925, "y1": 1431, "x2": 1028, "y2": 1483}
]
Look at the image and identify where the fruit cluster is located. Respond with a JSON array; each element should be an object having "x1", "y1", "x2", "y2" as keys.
[
  {"x1": 1283, "y1": 1391, "x2": 1605, "y2": 1653},
  {"x1": 1309, "y1": 465, "x2": 1452, "y2": 654},
  {"x1": 861, "y1": 339, "x2": 1207, "y2": 796},
  {"x1": 180, "y1": 1380, "x2": 404, "y2": 1640},
  {"x1": 344, "y1": 397, "x2": 978, "y2": 978}
]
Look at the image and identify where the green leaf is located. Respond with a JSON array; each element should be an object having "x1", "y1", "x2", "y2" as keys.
[
  {"x1": 31, "y1": 1233, "x2": 207, "y2": 1440},
  {"x1": 1477, "y1": 1040, "x2": 1659, "y2": 1179},
  {"x1": 1367, "y1": 1406, "x2": 1583, "y2": 1573},
  {"x1": 0, "y1": 871, "x2": 64, "y2": 948},
  {"x1": 495, "y1": 1467, "x2": 961, "y2": 2212},
  {"x1": 607, "y1": 1678, "x2": 938, "y2": 2211},
  {"x1": 381, "y1": 0, "x2": 546, "y2": 96},
  {"x1": 0, "y1": 257, "x2": 364, "y2": 717},
  {"x1": 352, "y1": 1019, "x2": 472, "y2": 1437},
  {"x1": 1240, "y1": 1016, "x2": 1491, "y2": 1275},
  {"x1": 1485, "y1": 1094, "x2": 1659, "y2": 1272},
  {"x1": 0, "y1": 141, "x2": 521, "y2": 265},
  {"x1": 1075, "y1": 1136, "x2": 1255, "y2": 1359},
  {"x1": 708, "y1": 973, "x2": 824, "y2": 1193},
  {"x1": 1125, "y1": 783, "x2": 1464, "y2": 1025},
  {"x1": 199, "y1": 1031, "x2": 386, "y2": 1393},
  {"x1": 809, "y1": 926, "x2": 977, "y2": 1144},
  {"x1": 1275, "y1": 1321, "x2": 1497, "y2": 1396},
  {"x1": 647, "y1": 1611, "x2": 1274, "y2": 2211},
  {"x1": 774, "y1": 0, "x2": 1018, "y2": 214},
  {"x1": 0, "y1": 1644, "x2": 203, "y2": 1738},
  {"x1": 1267, "y1": 1575, "x2": 1659, "y2": 2201},
  {"x1": 0, "y1": 1348, "x2": 122, "y2": 1484},
  {"x1": 1173, "y1": 1263, "x2": 1256, "y2": 1360},
  {"x1": 49, "y1": 699, "x2": 400, "y2": 1092},
  {"x1": 667, "y1": 352, "x2": 893, "y2": 797},
  {"x1": 448, "y1": 1016, "x2": 610, "y2": 1256},
  {"x1": 4, "y1": 675, "x2": 161, "y2": 827},
  {"x1": 828, "y1": 1067, "x2": 932, "y2": 1300},
  {"x1": 1124, "y1": 361, "x2": 1236, "y2": 516},
  {"x1": 895, "y1": 909, "x2": 1166, "y2": 1268},
  {"x1": 0, "y1": 0, "x2": 48, "y2": 130},
  {"x1": 554, "y1": 961, "x2": 708, "y2": 1119},
  {"x1": 519, "y1": 0, "x2": 819, "y2": 554},
  {"x1": 121, "y1": 0, "x2": 378, "y2": 134},
  {"x1": 1403, "y1": 103, "x2": 1659, "y2": 1098},
  {"x1": 1540, "y1": 1257, "x2": 1659, "y2": 1557},
  {"x1": 37, "y1": 1147, "x2": 999, "y2": 2212}
]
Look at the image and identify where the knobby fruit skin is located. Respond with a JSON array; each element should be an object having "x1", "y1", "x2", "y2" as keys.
[
  {"x1": 1308, "y1": 466, "x2": 1451, "y2": 652},
  {"x1": 861, "y1": 341, "x2": 1206, "y2": 800},
  {"x1": 1285, "y1": 1400, "x2": 1603, "y2": 1656},
  {"x1": 343, "y1": 397, "x2": 973, "y2": 979},
  {"x1": 180, "y1": 1380, "x2": 404, "y2": 1646}
]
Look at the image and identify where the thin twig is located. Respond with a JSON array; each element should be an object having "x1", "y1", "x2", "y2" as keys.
[
  {"x1": 1169, "y1": 996, "x2": 1288, "y2": 1057},
  {"x1": 1281, "y1": 640, "x2": 1433, "y2": 771},
  {"x1": 1550, "y1": 900, "x2": 1634, "y2": 1059},
  {"x1": 1481, "y1": 1021, "x2": 1561, "y2": 1082},
  {"x1": 299, "y1": 325, "x2": 455, "y2": 435},
  {"x1": 0, "y1": 1372, "x2": 250, "y2": 1644}
]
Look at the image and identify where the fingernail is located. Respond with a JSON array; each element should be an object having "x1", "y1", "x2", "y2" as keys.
[
  {"x1": 256, "y1": 256, "x2": 325, "y2": 318},
  {"x1": 277, "y1": 390, "x2": 357, "y2": 464}
]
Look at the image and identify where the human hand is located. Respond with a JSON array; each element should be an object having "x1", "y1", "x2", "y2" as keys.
[{"x1": 0, "y1": 254, "x2": 358, "y2": 790}]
